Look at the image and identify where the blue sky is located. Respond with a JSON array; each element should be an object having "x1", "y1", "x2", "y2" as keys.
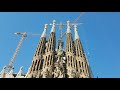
[{"x1": 0, "y1": 12, "x2": 120, "y2": 78}]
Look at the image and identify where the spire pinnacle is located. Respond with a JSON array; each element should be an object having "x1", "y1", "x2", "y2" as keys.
[
  {"x1": 16, "y1": 66, "x2": 24, "y2": 78},
  {"x1": 0, "y1": 66, "x2": 6, "y2": 78},
  {"x1": 50, "y1": 20, "x2": 56, "y2": 33},
  {"x1": 66, "y1": 21, "x2": 71, "y2": 33},
  {"x1": 74, "y1": 24, "x2": 79, "y2": 40},
  {"x1": 41, "y1": 24, "x2": 48, "y2": 38}
]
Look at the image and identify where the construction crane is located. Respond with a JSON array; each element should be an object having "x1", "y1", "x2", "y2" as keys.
[
  {"x1": 60, "y1": 12, "x2": 85, "y2": 40},
  {"x1": 5, "y1": 32, "x2": 41, "y2": 73},
  {"x1": 73, "y1": 12, "x2": 85, "y2": 24},
  {"x1": 57, "y1": 22, "x2": 66, "y2": 41},
  {"x1": 49, "y1": 12, "x2": 85, "y2": 42},
  {"x1": 58, "y1": 22, "x2": 65, "y2": 40},
  {"x1": 49, "y1": 21, "x2": 65, "y2": 41},
  {"x1": 73, "y1": 12, "x2": 93, "y2": 77},
  {"x1": 70, "y1": 12, "x2": 85, "y2": 29}
]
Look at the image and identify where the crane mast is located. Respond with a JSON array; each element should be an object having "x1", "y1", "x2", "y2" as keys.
[
  {"x1": 5, "y1": 32, "x2": 41, "y2": 73},
  {"x1": 6, "y1": 32, "x2": 27, "y2": 73}
]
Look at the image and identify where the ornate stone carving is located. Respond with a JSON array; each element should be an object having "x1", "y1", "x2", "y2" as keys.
[
  {"x1": 68, "y1": 68, "x2": 76, "y2": 78},
  {"x1": 6, "y1": 66, "x2": 14, "y2": 78},
  {"x1": 53, "y1": 57, "x2": 65, "y2": 78},
  {"x1": 41, "y1": 66, "x2": 50, "y2": 78},
  {"x1": 53, "y1": 65, "x2": 64, "y2": 78},
  {"x1": 36, "y1": 70, "x2": 42, "y2": 78}
]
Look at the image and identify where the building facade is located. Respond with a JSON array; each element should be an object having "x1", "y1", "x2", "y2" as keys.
[
  {"x1": 0, "y1": 20, "x2": 93, "y2": 78},
  {"x1": 26, "y1": 20, "x2": 93, "y2": 78}
]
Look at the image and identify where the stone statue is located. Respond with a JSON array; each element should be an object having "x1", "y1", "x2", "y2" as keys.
[
  {"x1": 53, "y1": 66, "x2": 60, "y2": 78},
  {"x1": 41, "y1": 66, "x2": 49, "y2": 78},
  {"x1": 68, "y1": 68, "x2": 76, "y2": 78},
  {"x1": 36, "y1": 70, "x2": 42, "y2": 78},
  {"x1": 53, "y1": 62, "x2": 64, "y2": 78},
  {"x1": 6, "y1": 66, "x2": 14, "y2": 78}
]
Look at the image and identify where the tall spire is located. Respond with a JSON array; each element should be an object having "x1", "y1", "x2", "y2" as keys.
[
  {"x1": 50, "y1": 20, "x2": 56, "y2": 33},
  {"x1": 16, "y1": 66, "x2": 24, "y2": 78},
  {"x1": 41, "y1": 24, "x2": 48, "y2": 38},
  {"x1": 0, "y1": 66, "x2": 6, "y2": 78},
  {"x1": 74, "y1": 24, "x2": 80, "y2": 40},
  {"x1": 66, "y1": 21, "x2": 71, "y2": 33},
  {"x1": 26, "y1": 20, "x2": 93, "y2": 78}
]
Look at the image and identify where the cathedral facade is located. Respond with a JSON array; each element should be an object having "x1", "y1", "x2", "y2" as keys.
[
  {"x1": 0, "y1": 20, "x2": 93, "y2": 78},
  {"x1": 26, "y1": 20, "x2": 93, "y2": 78}
]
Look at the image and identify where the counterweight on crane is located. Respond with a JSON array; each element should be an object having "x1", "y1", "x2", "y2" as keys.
[{"x1": 6, "y1": 32, "x2": 41, "y2": 73}]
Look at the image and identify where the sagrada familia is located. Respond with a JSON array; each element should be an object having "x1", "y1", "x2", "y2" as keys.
[{"x1": 0, "y1": 20, "x2": 93, "y2": 78}]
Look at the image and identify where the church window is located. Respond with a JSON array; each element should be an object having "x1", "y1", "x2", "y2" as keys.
[
  {"x1": 79, "y1": 61, "x2": 81, "y2": 67},
  {"x1": 33, "y1": 60, "x2": 37, "y2": 71},
  {"x1": 71, "y1": 56, "x2": 72, "y2": 67},
  {"x1": 40, "y1": 60, "x2": 43, "y2": 69},
  {"x1": 68, "y1": 56, "x2": 69, "y2": 66},
  {"x1": 36, "y1": 60, "x2": 40, "y2": 71},
  {"x1": 82, "y1": 62, "x2": 83, "y2": 69}
]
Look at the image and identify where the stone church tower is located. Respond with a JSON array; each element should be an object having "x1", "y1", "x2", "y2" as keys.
[
  {"x1": 66, "y1": 21, "x2": 77, "y2": 78},
  {"x1": 26, "y1": 20, "x2": 93, "y2": 78},
  {"x1": 26, "y1": 24, "x2": 48, "y2": 78},
  {"x1": 74, "y1": 24, "x2": 92, "y2": 78}
]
